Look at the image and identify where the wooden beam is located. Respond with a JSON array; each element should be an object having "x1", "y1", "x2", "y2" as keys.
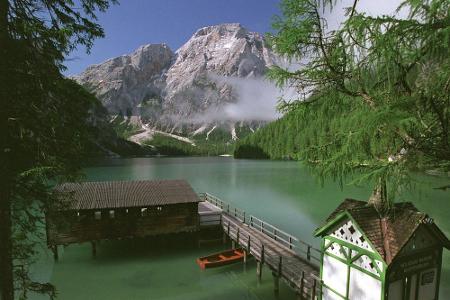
[
  {"x1": 222, "y1": 231, "x2": 227, "y2": 244},
  {"x1": 91, "y1": 241, "x2": 97, "y2": 258},
  {"x1": 257, "y1": 261, "x2": 263, "y2": 282},
  {"x1": 273, "y1": 271, "x2": 280, "y2": 294},
  {"x1": 299, "y1": 271, "x2": 305, "y2": 298},
  {"x1": 52, "y1": 246, "x2": 59, "y2": 261}
]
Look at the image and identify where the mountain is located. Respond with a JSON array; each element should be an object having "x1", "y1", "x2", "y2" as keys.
[
  {"x1": 75, "y1": 43, "x2": 174, "y2": 115},
  {"x1": 74, "y1": 23, "x2": 279, "y2": 145}
]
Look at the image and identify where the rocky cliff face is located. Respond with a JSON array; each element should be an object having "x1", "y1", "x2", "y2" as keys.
[
  {"x1": 76, "y1": 44, "x2": 174, "y2": 115},
  {"x1": 74, "y1": 23, "x2": 278, "y2": 142}
]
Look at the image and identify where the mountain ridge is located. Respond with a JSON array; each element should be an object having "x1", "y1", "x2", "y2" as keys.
[{"x1": 74, "y1": 23, "x2": 280, "y2": 144}]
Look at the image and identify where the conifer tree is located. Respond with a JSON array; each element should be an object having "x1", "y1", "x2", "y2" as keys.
[
  {"x1": 0, "y1": 1, "x2": 116, "y2": 299},
  {"x1": 268, "y1": 0, "x2": 450, "y2": 212}
]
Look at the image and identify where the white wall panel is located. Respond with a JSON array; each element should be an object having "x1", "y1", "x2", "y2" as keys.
[
  {"x1": 323, "y1": 254, "x2": 348, "y2": 297},
  {"x1": 330, "y1": 220, "x2": 374, "y2": 253},
  {"x1": 349, "y1": 267, "x2": 381, "y2": 300},
  {"x1": 323, "y1": 286, "x2": 345, "y2": 300}
]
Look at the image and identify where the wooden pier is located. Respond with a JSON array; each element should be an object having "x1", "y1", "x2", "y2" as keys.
[{"x1": 199, "y1": 193, "x2": 322, "y2": 299}]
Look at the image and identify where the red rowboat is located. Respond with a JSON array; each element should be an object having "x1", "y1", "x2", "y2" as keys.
[{"x1": 196, "y1": 249, "x2": 245, "y2": 269}]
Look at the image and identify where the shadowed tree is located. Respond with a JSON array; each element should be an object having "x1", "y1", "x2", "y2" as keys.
[
  {"x1": 268, "y1": 0, "x2": 449, "y2": 213},
  {"x1": 0, "y1": 1, "x2": 117, "y2": 299}
]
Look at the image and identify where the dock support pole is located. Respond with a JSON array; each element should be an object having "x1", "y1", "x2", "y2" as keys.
[
  {"x1": 311, "y1": 279, "x2": 317, "y2": 300},
  {"x1": 298, "y1": 271, "x2": 305, "y2": 300},
  {"x1": 91, "y1": 241, "x2": 97, "y2": 258},
  {"x1": 231, "y1": 240, "x2": 236, "y2": 249},
  {"x1": 243, "y1": 250, "x2": 247, "y2": 264},
  {"x1": 256, "y1": 261, "x2": 262, "y2": 282},
  {"x1": 257, "y1": 243, "x2": 264, "y2": 282},
  {"x1": 272, "y1": 272, "x2": 280, "y2": 294},
  {"x1": 52, "y1": 246, "x2": 59, "y2": 261},
  {"x1": 273, "y1": 255, "x2": 282, "y2": 294},
  {"x1": 222, "y1": 231, "x2": 227, "y2": 244}
]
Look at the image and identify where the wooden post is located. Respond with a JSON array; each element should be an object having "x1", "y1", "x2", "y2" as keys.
[
  {"x1": 278, "y1": 255, "x2": 282, "y2": 276},
  {"x1": 247, "y1": 235, "x2": 251, "y2": 252},
  {"x1": 232, "y1": 240, "x2": 236, "y2": 249},
  {"x1": 307, "y1": 245, "x2": 311, "y2": 261},
  {"x1": 256, "y1": 261, "x2": 262, "y2": 282},
  {"x1": 311, "y1": 279, "x2": 316, "y2": 300},
  {"x1": 222, "y1": 231, "x2": 227, "y2": 244},
  {"x1": 261, "y1": 243, "x2": 265, "y2": 264},
  {"x1": 243, "y1": 211, "x2": 246, "y2": 223},
  {"x1": 236, "y1": 228, "x2": 240, "y2": 245},
  {"x1": 91, "y1": 241, "x2": 97, "y2": 258},
  {"x1": 299, "y1": 271, "x2": 305, "y2": 299},
  {"x1": 243, "y1": 249, "x2": 247, "y2": 264},
  {"x1": 273, "y1": 255, "x2": 282, "y2": 294},
  {"x1": 273, "y1": 271, "x2": 280, "y2": 294},
  {"x1": 257, "y1": 243, "x2": 265, "y2": 282},
  {"x1": 52, "y1": 245, "x2": 59, "y2": 261}
]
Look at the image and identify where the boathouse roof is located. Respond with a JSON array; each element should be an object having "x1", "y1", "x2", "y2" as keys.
[
  {"x1": 315, "y1": 199, "x2": 450, "y2": 264},
  {"x1": 55, "y1": 179, "x2": 200, "y2": 210}
]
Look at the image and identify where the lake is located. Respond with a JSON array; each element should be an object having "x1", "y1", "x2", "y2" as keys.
[{"x1": 32, "y1": 157, "x2": 450, "y2": 299}]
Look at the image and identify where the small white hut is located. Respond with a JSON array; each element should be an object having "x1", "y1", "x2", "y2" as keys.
[{"x1": 315, "y1": 199, "x2": 449, "y2": 300}]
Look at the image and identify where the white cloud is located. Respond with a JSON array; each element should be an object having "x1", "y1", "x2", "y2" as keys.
[{"x1": 322, "y1": 0, "x2": 406, "y2": 32}]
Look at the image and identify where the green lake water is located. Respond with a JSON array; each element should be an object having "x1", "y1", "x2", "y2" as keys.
[{"x1": 31, "y1": 157, "x2": 450, "y2": 299}]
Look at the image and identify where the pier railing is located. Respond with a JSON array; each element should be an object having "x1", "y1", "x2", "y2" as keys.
[
  {"x1": 221, "y1": 211, "x2": 323, "y2": 299},
  {"x1": 199, "y1": 192, "x2": 246, "y2": 223},
  {"x1": 199, "y1": 192, "x2": 322, "y2": 266}
]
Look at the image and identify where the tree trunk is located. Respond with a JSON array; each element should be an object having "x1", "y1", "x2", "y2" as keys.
[
  {"x1": 0, "y1": 0, "x2": 14, "y2": 298},
  {"x1": 0, "y1": 188, "x2": 14, "y2": 300},
  {"x1": 368, "y1": 178, "x2": 390, "y2": 215}
]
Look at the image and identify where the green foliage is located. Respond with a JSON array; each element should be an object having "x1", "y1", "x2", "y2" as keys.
[
  {"x1": 235, "y1": 112, "x2": 301, "y2": 160},
  {"x1": 264, "y1": 0, "x2": 450, "y2": 205},
  {"x1": 233, "y1": 144, "x2": 269, "y2": 159},
  {"x1": 144, "y1": 133, "x2": 234, "y2": 157},
  {"x1": 110, "y1": 115, "x2": 142, "y2": 139},
  {"x1": 0, "y1": 0, "x2": 116, "y2": 298}
]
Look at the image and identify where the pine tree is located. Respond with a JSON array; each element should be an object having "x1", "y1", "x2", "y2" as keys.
[
  {"x1": 0, "y1": 1, "x2": 116, "y2": 299},
  {"x1": 268, "y1": 0, "x2": 450, "y2": 213}
]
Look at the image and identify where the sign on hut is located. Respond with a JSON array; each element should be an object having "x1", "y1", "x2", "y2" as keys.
[
  {"x1": 46, "y1": 179, "x2": 200, "y2": 258},
  {"x1": 315, "y1": 199, "x2": 450, "y2": 300}
]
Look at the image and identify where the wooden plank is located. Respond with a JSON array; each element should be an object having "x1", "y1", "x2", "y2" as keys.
[{"x1": 221, "y1": 213, "x2": 320, "y2": 296}]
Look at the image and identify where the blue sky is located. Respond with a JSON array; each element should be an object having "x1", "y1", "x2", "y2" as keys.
[{"x1": 65, "y1": 0, "x2": 281, "y2": 75}]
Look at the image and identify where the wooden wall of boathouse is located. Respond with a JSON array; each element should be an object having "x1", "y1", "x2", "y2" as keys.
[{"x1": 46, "y1": 179, "x2": 201, "y2": 247}]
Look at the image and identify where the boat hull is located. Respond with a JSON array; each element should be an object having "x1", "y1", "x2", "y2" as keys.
[{"x1": 197, "y1": 249, "x2": 245, "y2": 269}]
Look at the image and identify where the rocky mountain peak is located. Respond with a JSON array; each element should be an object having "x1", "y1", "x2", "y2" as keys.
[
  {"x1": 75, "y1": 24, "x2": 280, "y2": 142},
  {"x1": 75, "y1": 43, "x2": 174, "y2": 114},
  {"x1": 192, "y1": 23, "x2": 246, "y2": 39}
]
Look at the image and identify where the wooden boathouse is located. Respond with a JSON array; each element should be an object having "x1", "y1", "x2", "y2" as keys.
[{"x1": 46, "y1": 179, "x2": 200, "y2": 258}]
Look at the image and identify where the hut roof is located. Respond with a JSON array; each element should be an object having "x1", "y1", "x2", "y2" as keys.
[
  {"x1": 315, "y1": 199, "x2": 450, "y2": 264},
  {"x1": 55, "y1": 179, "x2": 200, "y2": 210}
]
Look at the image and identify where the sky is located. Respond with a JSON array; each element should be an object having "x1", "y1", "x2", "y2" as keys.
[{"x1": 64, "y1": 0, "x2": 281, "y2": 75}]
